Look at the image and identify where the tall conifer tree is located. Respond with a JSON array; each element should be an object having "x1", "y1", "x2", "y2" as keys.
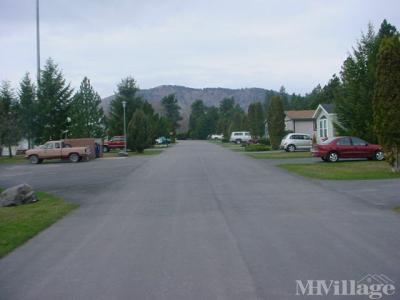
[
  {"x1": 36, "y1": 58, "x2": 73, "y2": 142},
  {"x1": 70, "y1": 77, "x2": 106, "y2": 138},
  {"x1": 374, "y1": 36, "x2": 400, "y2": 172}
]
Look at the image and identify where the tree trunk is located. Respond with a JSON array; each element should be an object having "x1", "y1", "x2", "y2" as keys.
[
  {"x1": 392, "y1": 146, "x2": 400, "y2": 173},
  {"x1": 8, "y1": 144, "x2": 12, "y2": 158}
]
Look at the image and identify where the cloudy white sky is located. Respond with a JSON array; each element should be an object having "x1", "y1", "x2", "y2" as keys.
[{"x1": 0, "y1": 0, "x2": 399, "y2": 97}]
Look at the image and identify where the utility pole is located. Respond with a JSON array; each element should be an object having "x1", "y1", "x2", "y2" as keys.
[
  {"x1": 36, "y1": 0, "x2": 41, "y2": 85},
  {"x1": 122, "y1": 101, "x2": 128, "y2": 155}
]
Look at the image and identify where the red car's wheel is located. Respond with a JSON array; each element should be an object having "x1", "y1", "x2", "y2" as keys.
[
  {"x1": 374, "y1": 150, "x2": 384, "y2": 161},
  {"x1": 327, "y1": 151, "x2": 339, "y2": 162}
]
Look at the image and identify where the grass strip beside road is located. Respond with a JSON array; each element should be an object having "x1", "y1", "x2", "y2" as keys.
[
  {"x1": 0, "y1": 190, "x2": 78, "y2": 258},
  {"x1": 279, "y1": 161, "x2": 400, "y2": 180},
  {"x1": 248, "y1": 151, "x2": 312, "y2": 159},
  {"x1": 217, "y1": 143, "x2": 245, "y2": 152},
  {"x1": 102, "y1": 148, "x2": 164, "y2": 158},
  {"x1": 0, "y1": 156, "x2": 27, "y2": 164}
]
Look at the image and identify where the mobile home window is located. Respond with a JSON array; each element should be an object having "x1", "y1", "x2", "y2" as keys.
[{"x1": 319, "y1": 117, "x2": 328, "y2": 138}]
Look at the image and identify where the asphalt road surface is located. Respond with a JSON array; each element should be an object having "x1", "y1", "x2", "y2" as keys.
[{"x1": 0, "y1": 141, "x2": 399, "y2": 300}]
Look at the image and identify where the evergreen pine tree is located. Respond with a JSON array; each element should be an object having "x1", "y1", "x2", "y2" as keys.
[
  {"x1": 206, "y1": 106, "x2": 219, "y2": 136},
  {"x1": 155, "y1": 116, "x2": 170, "y2": 138},
  {"x1": 248, "y1": 103, "x2": 256, "y2": 135},
  {"x1": 279, "y1": 86, "x2": 289, "y2": 109},
  {"x1": 228, "y1": 109, "x2": 246, "y2": 134},
  {"x1": 374, "y1": 36, "x2": 400, "y2": 172},
  {"x1": 334, "y1": 25, "x2": 377, "y2": 142},
  {"x1": 36, "y1": 58, "x2": 73, "y2": 143},
  {"x1": 108, "y1": 77, "x2": 143, "y2": 136},
  {"x1": 189, "y1": 99, "x2": 206, "y2": 138},
  {"x1": 217, "y1": 97, "x2": 235, "y2": 139},
  {"x1": 248, "y1": 102, "x2": 264, "y2": 137},
  {"x1": 267, "y1": 96, "x2": 285, "y2": 150},
  {"x1": 128, "y1": 109, "x2": 150, "y2": 153},
  {"x1": 18, "y1": 73, "x2": 36, "y2": 148},
  {"x1": 70, "y1": 77, "x2": 106, "y2": 138},
  {"x1": 0, "y1": 81, "x2": 22, "y2": 157},
  {"x1": 334, "y1": 21, "x2": 398, "y2": 142},
  {"x1": 140, "y1": 101, "x2": 162, "y2": 146},
  {"x1": 192, "y1": 106, "x2": 220, "y2": 140},
  {"x1": 161, "y1": 94, "x2": 182, "y2": 138}
]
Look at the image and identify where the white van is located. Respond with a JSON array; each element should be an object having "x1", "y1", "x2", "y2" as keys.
[{"x1": 229, "y1": 131, "x2": 251, "y2": 144}]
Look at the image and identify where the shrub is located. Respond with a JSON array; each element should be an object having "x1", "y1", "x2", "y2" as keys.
[
  {"x1": 222, "y1": 137, "x2": 230, "y2": 143},
  {"x1": 245, "y1": 144, "x2": 271, "y2": 152},
  {"x1": 176, "y1": 133, "x2": 188, "y2": 140},
  {"x1": 258, "y1": 138, "x2": 270, "y2": 145}
]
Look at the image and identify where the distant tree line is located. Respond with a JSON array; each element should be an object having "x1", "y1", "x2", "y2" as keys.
[
  {"x1": 187, "y1": 94, "x2": 285, "y2": 149},
  {"x1": 0, "y1": 59, "x2": 181, "y2": 156}
]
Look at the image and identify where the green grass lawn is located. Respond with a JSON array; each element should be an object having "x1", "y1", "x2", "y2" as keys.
[
  {"x1": 0, "y1": 155, "x2": 27, "y2": 164},
  {"x1": 0, "y1": 190, "x2": 78, "y2": 258},
  {"x1": 248, "y1": 151, "x2": 312, "y2": 159},
  {"x1": 218, "y1": 142, "x2": 245, "y2": 152},
  {"x1": 102, "y1": 148, "x2": 164, "y2": 158},
  {"x1": 279, "y1": 161, "x2": 400, "y2": 180}
]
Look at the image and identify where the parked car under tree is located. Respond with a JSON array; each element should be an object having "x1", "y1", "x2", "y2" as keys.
[
  {"x1": 25, "y1": 141, "x2": 91, "y2": 164},
  {"x1": 312, "y1": 136, "x2": 384, "y2": 162}
]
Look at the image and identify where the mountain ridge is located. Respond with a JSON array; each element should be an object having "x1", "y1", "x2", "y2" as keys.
[{"x1": 102, "y1": 85, "x2": 278, "y2": 131}]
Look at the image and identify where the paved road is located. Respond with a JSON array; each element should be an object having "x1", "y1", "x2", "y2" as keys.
[
  {"x1": 256, "y1": 157, "x2": 400, "y2": 210},
  {"x1": 0, "y1": 156, "x2": 149, "y2": 204},
  {"x1": 0, "y1": 141, "x2": 399, "y2": 300}
]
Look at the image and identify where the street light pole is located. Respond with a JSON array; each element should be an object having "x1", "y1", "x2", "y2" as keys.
[
  {"x1": 36, "y1": 0, "x2": 41, "y2": 85},
  {"x1": 122, "y1": 101, "x2": 127, "y2": 153}
]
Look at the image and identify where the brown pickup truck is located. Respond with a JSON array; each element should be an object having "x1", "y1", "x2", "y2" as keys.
[{"x1": 25, "y1": 140, "x2": 91, "y2": 164}]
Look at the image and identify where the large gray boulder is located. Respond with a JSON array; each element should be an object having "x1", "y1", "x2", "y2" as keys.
[{"x1": 0, "y1": 184, "x2": 38, "y2": 207}]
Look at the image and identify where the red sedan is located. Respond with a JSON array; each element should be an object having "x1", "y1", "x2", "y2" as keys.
[{"x1": 312, "y1": 136, "x2": 384, "y2": 162}]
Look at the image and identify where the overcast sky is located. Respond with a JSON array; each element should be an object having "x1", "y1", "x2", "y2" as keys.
[{"x1": 0, "y1": 0, "x2": 399, "y2": 98}]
